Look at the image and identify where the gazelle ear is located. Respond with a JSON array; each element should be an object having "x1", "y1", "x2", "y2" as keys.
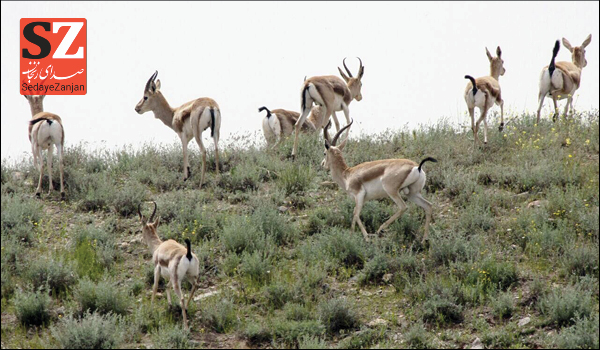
[
  {"x1": 339, "y1": 138, "x2": 348, "y2": 150},
  {"x1": 496, "y1": 46, "x2": 502, "y2": 58},
  {"x1": 338, "y1": 67, "x2": 349, "y2": 82},
  {"x1": 154, "y1": 79, "x2": 161, "y2": 92},
  {"x1": 582, "y1": 34, "x2": 592, "y2": 48},
  {"x1": 325, "y1": 139, "x2": 331, "y2": 150},
  {"x1": 153, "y1": 216, "x2": 160, "y2": 227},
  {"x1": 486, "y1": 47, "x2": 493, "y2": 61},
  {"x1": 562, "y1": 38, "x2": 574, "y2": 52}
]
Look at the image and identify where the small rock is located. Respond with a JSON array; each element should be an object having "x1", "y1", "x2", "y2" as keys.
[
  {"x1": 120, "y1": 242, "x2": 130, "y2": 248},
  {"x1": 278, "y1": 206, "x2": 289, "y2": 213},
  {"x1": 518, "y1": 317, "x2": 531, "y2": 327},
  {"x1": 471, "y1": 337, "x2": 484, "y2": 349},
  {"x1": 382, "y1": 273, "x2": 393, "y2": 283},
  {"x1": 527, "y1": 200, "x2": 545, "y2": 208},
  {"x1": 367, "y1": 318, "x2": 388, "y2": 327}
]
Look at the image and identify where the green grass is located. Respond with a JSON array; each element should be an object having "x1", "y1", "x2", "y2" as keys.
[{"x1": 1, "y1": 111, "x2": 598, "y2": 349}]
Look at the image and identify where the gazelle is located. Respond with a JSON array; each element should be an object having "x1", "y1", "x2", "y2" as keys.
[
  {"x1": 259, "y1": 106, "x2": 326, "y2": 147},
  {"x1": 138, "y1": 202, "x2": 200, "y2": 329},
  {"x1": 24, "y1": 95, "x2": 65, "y2": 199},
  {"x1": 322, "y1": 121, "x2": 437, "y2": 243},
  {"x1": 135, "y1": 71, "x2": 221, "y2": 187},
  {"x1": 291, "y1": 58, "x2": 364, "y2": 158},
  {"x1": 464, "y1": 46, "x2": 505, "y2": 146},
  {"x1": 536, "y1": 35, "x2": 592, "y2": 123}
]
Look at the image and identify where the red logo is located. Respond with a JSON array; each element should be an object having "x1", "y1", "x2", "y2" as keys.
[{"x1": 20, "y1": 18, "x2": 87, "y2": 95}]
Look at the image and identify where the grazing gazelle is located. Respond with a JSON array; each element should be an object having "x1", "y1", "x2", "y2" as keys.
[
  {"x1": 259, "y1": 106, "x2": 326, "y2": 147},
  {"x1": 464, "y1": 46, "x2": 506, "y2": 146},
  {"x1": 138, "y1": 202, "x2": 200, "y2": 329},
  {"x1": 322, "y1": 121, "x2": 437, "y2": 243},
  {"x1": 135, "y1": 71, "x2": 221, "y2": 187},
  {"x1": 536, "y1": 35, "x2": 592, "y2": 123},
  {"x1": 24, "y1": 95, "x2": 65, "y2": 199},
  {"x1": 291, "y1": 58, "x2": 364, "y2": 158}
]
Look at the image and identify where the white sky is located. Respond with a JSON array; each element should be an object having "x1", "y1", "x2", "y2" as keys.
[{"x1": 2, "y1": 1, "x2": 599, "y2": 162}]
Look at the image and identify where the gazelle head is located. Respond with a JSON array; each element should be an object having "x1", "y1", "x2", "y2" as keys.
[
  {"x1": 486, "y1": 46, "x2": 505, "y2": 78},
  {"x1": 135, "y1": 71, "x2": 162, "y2": 114},
  {"x1": 24, "y1": 95, "x2": 45, "y2": 116},
  {"x1": 322, "y1": 120, "x2": 353, "y2": 169},
  {"x1": 338, "y1": 58, "x2": 364, "y2": 101},
  {"x1": 563, "y1": 34, "x2": 592, "y2": 68},
  {"x1": 138, "y1": 201, "x2": 160, "y2": 239}
]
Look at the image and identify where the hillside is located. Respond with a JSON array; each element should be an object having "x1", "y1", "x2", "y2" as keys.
[{"x1": 1, "y1": 111, "x2": 599, "y2": 349}]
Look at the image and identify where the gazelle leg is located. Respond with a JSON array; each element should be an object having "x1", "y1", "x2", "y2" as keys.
[
  {"x1": 551, "y1": 93, "x2": 559, "y2": 122},
  {"x1": 35, "y1": 148, "x2": 44, "y2": 197},
  {"x1": 56, "y1": 143, "x2": 65, "y2": 199},
  {"x1": 483, "y1": 116, "x2": 489, "y2": 144},
  {"x1": 377, "y1": 184, "x2": 407, "y2": 234},
  {"x1": 353, "y1": 191, "x2": 369, "y2": 241},
  {"x1": 152, "y1": 265, "x2": 161, "y2": 304},
  {"x1": 195, "y1": 133, "x2": 207, "y2": 188},
  {"x1": 341, "y1": 103, "x2": 350, "y2": 125},
  {"x1": 331, "y1": 111, "x2": 341, "y2": 132},
  {"x1": 292, "y1": 108, "x2": 311, "y2": 158},
  {"x1": 213, "y1": 128, "x2": 220, "y2": 175},
  {"x1": 181, "y1": 136, "x2": 190, "y2": 181},
  {"x1": 47, "y1": 146, "x2": 54, "y2": 193},
  {"x1": 408, "y1": 193, "x2": 433, "y2": 243},
  {"x1": 536, "y1": 92, "x2": 546, "y2": 124},
  {"x1": 172, "y1": 279, "x2": 187, "y2": 328},
  {"x1": 498, "y1": 99, "x2": 505, "y2": 131}
]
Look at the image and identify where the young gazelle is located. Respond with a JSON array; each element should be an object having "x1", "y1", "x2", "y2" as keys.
[
  {"x1": 536, "y1": 35, "x2": 592, "y2": 123},
  {"x1": 138, "y1": 202, "x2": 200, "y2": 329},
  {"x1": 292, "y1": 58, "x2": 364, "y2": 158},
  {"x1": 135, "y1": 71, "x2": 221, "y2": 187},
  {"x1": 24, "y1": 95, "x2": 65, "y2": 199},
  {"x1": 259, "y1": 106, "x2": 325, "y2": 147},
  {"x1": 322, "y1": 121, "x2": 437, "y2": 243},
  {"x1": 464, "y1": 46, "x2": 506, "y2": 146}
]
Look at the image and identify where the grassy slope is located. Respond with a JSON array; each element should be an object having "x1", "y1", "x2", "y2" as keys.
[{"x1": 1, "y1": 111, "x2": 598, "y2": 349}]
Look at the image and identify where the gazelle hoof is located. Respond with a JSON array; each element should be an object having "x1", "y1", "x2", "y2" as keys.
[
  {"x1": 61, "y1": 192, "x2": 66, "y2": 200},
  {"x1": 35, "y1": 192, "x2": 41, "y2": 198},
  {"x1": 552, "y1": 114, "x2": 558, "y2": 123},
  {"x1": 498, "y1": 123, "x2": 504, "y2": 132}
]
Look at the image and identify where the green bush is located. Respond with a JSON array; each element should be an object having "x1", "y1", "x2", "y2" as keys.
[
  {"x1": 284, "y1": 303, "x2": 312, "y2": 321},
  {"x1": 272, "y1": 319, "x2": 326, "y2": 347},
  {"x1": 75, "y1": 278, "x2": 129, "y2": 316},
  {"x1": 562, "y1": 244, "x2": 599, "y2": 278},
  {"x1": 1, "y1": 194, "x2": 42, "y2": 243},
  {"x1": 264, "y1": 281, "x2": 295, "y2": 309},
  {"x1": 337, "y1": 328, "x2": 386, "y2": 349},
  {"x1": 151, "y1": 324, "x2": 190, "y2": 349},
  {"x1": 14, "y1": 289, "x2": 51, "y2": 327},
  {"x1": 358, "y1": 253, "x2": 390, "y2": 286},
  {"x1": 404, "y1": 322, "x2": 434, "y2": 349},
  {"x1": 72, "y1": 225, "x2": 117, "y2": 280},
  {"x1": 422, "y1": 294, "x2": 463, "y2": 325},
  {"x1": 111, "y1": 181, "x2": 147, "y2": 217},
  {"x1": 244, "y1": 322, "x2": 273, "y2": 346},
  {"x1": 318, "y1": 298, "x2": 360, "y2": 334},
  {"x1": 220, "y1": 216, "x2": 272, "y2": 255},
  {"x1": 554, "y1": 315, "x2": 599, "y2": 349},
  {"x1": 298, "y1": 335, "x2": 328, "y2": 349},
  {"x1": 51, "y1": 311, "x2": 123, "y2": 349},
  {"x1": 538, "y1": 286, "x2": 594, "y2": 326},
  {"x1": 239, "y1": 251, "x2": 272, "y2": 286},
  {"x1": 26, "y1": 257, "x2": 77, "y2": 297},
  {"x1": 278, "y1": 163, "x2": 313, "y2": 195},
  {"x1": 492, "y1": 292, "x2": 515, "y2": 320},
  {"x1": 200, "y1": 298, "x2": 238, "y2": 333}
]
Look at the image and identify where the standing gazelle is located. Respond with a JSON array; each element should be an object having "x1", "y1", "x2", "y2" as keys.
[
  {"x1": 536, "y1": 35, "x2": 592, "y2": 123},
  {"x1": 322, "y1": 121, "x2": 437, "y2": 243},
  {"x1": 291, "y1": 58, "x2": 364, "y2": 158},
  {"x1": 24, "y1": 95, "x2": 65, "y2": 199},
  {"x1": 135, "y1": 71, "x2": 221, "y2": 187},
  {"x1": 464, "y1": 46, "x2": 505, "y2": 146},
  {"x1": 138, "y1": 202, "x2": 200, "y2": 329}
]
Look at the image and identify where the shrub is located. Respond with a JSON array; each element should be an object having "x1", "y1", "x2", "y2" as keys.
[
  {"x1": 72, "y1": 225, "x2": 117, "y2": 280},
  {"x1": 14, "y1": 289, "x2": 51, "y2": 327},
  {"x1": 422, "y1": 294, "x2": 463, "y2": 325},
  {"x1": 75, "y1": 278, "x2": 129, "y2": 316},
  {"x1": 562, "y1": 244, "x2": 599, "y2": 278},
  {"x1": 239, "y1": 251, "x2": 272, "y2": 286},
  {"x1": 404, "y1": 322, "x2": 434, "y2": 349},
  {"x1": 492, "y1": 292, "x2": 515, "y2": 320},
  {"x1": 298, "y1": 335, "x2": 328, "y2": 349},
  {"x1": 151, "y1": 324, "x2": 190, "y2": 349},
  {"x1": 318, "y1": 298, "x2": 360, "y2": 334},
  {"x1": 220, "y1": 216, "x2": 271, "y2": 255},
  {"x1": 26, "y1": 257, "x2": 77, "y2": 297},
  {"x1": 465, "y1": 258, "x2": 518, "y2": 294},
  {"x1": 284, "y1": 303, "x2": 312, "y2": 321},
  {"x1": 51, "y1": 311, "x2": 123, "y2": 349},
  {"x1": 272, "y1": 319, "x2": 326, "y2": 347},
  {"x1": 200, "y1": 298, "x2": 238, "y2": 333},
  {"x1": 538, "y1": 286, "x2": 594, "y2": 326},
  {"x1": 111, "y1": 181, "x2": 147, "y2": 217},
  {"x1": 251, "y1": 204, "x2": 294, "y2": 245},
  {"x1": 358, "y1": 253, "x2": 390, "y2": 286},
  {"x1": 1, "y1": 194, "x2": 42, "y2": 243},
  {"x1": 303, "y1": 228, "x2": 370, "y2": 270},
  {"x1": 337, "y1": 328, "x2": 386, "y2": 349},
  {"x1": 264, "y1": 281, "x2": 295, "y2": 310},
  {"x1": 278, "y1": 163, "x2": 313, "y2": 195},
  {"x1": 554, "y1": 315, "x2": 599, "y2": 349},
  {"x1": 244, "y1": 322, "x2": 273, "y2": 346}
]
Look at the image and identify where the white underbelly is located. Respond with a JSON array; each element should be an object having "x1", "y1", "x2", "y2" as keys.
[{"x1": 362, "y1": 179, "x2": 388, "y2": 200}]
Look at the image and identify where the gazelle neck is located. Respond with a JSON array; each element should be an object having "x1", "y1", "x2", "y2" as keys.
[
  {"x1": 151, "y1": 92, "x2": 176, "y2": 129},
  {"x1": 143, "y1": 228, "x2": 163, "y2": 254},
  {"x1": 329, "y1": 152, "x2": 350, "y2": 190}
]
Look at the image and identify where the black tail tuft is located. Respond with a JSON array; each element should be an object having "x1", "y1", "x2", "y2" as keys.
[
  {"x1": 464, "y1": 75, "x2": 477, "y2": 96},
  {"x1": 210, "y1": 109, "x2": 215, "y2": 138},
  {"x1": 29, "y1": 117, "x2": 52, "y2": 126},
  {"x1": 185, "y1": 238, "x2": 192, "y2": 261},
  {"x1": 301, "y1": 85, "x2": 309, "y2": 113},
  {"x1": 418, "y1": 157, "x2": 438, "y2": 172},
  {"x1": 549, "y1": 40, "x2": 560, "y2": 77},
  {"x1": 258, "y1": 106, "x2": 272, "y2": 118}
]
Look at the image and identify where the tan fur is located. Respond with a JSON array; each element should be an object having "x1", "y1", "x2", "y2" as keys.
[
  {"x1": 536, "y1": 35, "x2": 592, "y2": 122},
  {"x1": 464, "y1": 46, "x2": 505, "y2": 146}
]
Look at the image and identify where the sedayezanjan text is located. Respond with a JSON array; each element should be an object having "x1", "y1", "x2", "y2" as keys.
[{"x1": 22, "y1": 82, "x2": 85, "y2": 93}]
